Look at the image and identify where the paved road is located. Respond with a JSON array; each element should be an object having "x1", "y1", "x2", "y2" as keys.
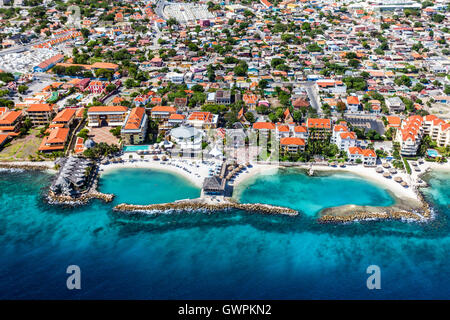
[{"x1": 305, "y1": 84, "x2": 322, "y2": 113}]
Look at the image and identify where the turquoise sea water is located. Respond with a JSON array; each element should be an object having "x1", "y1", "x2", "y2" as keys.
[
  {"x1": 237, "y1": 168, "x2": 394, "y2": 216},
  {"x1": 0, "y1": 168, "x2": 448, "y2": 299}
]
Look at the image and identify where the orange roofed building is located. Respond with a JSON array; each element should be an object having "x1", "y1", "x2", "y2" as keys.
[
  {"x1": 280, "y1": 137, "x2": 305, "y2": 154},
  {"x1": 307, "y1": 118, "x2": 332, "y2": 140},
  {"x1": 121, "y1": 107, "x2": 148, "y2": 145},
  {"x1": 26, "y1": 104, "x2": 56, "y2": 126},
  {"x1": 0, "y1": 110, "x2": 23, "y2": 136},
  {"x1": 38, "y1": 127, "x2": 70, "y2": 152},
  {"x1": 187, "y1": 111, "x2": 218, "y2": 129},
  {"x1": 49, "y1": 108, "x2": 76, "y2": 130},
  {"x1": 87, "y1": 106, "x2": 128, "y2": 127}
]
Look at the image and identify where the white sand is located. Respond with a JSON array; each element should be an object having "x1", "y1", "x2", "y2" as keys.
[{"x1": 98, "y1": 153, "x2": 223, "y2": 188}]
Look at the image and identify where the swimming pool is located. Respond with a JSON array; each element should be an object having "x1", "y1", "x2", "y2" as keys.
[
  {"x1": 122, "y1": 145, "x2": 150, "y2": 152},
  {"x1": 427, "y1": 149, "x2": 439, "y2": 158}
]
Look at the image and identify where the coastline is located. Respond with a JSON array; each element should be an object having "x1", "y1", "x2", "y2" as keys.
[
  {"x1": 3, "y1": 157, "x2": 447, "y2": 223},
  {"x1": 98, "y1": 159, "x2": 209, "y2": 189},
  {"x1": 0, "y1": 161, "x2": 56, "y2": 173}
]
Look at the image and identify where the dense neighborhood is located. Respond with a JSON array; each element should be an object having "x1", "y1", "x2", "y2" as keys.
[{"x1": 0, "y1": 0, "x2": 449, "y2": 174}]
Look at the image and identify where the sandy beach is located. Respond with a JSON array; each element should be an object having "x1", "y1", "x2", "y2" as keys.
[
  {"x1": 231, "y1": 161, "x2": 450, "y2": 204},
  {"x1": 98, "y1": 154, "x2": 222, "y2": 188}
]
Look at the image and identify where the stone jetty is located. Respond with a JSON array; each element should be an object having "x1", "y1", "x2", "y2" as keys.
[
  {"x1": 47, "y1": 190, "x2": 114, "y2": 205},
  {"x1": 113, "y1": 198, "x2": 298, "y2": 216}
]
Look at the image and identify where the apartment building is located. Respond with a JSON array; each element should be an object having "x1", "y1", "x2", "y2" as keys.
[
  {"x1": 396, "y1": 115, "x2": 423, "y2": 156},
  {"x1": 306, "y1": 118, "x2": 332, "y2": 140},
  {"x1": 121, "y1": 107, "x2": 148, "y2": 145},
  {"x1": 280, "y1": 137, "x2": 306, "y2": 154},
  {"x1": 423, "y1": 115, "x2": 450, "y2": 147},
  {"x1": 87, "y1": 106, "x2": 128, "y2": 127},
  {"x1": 26, "y1": 104, "x2": 55, "y2": 126},
  {"x1": 0, "y1": 110, "x2": 23, "y2": 136}
]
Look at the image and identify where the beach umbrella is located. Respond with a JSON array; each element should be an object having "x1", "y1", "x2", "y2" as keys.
[
  {"x1": 376, "y1": 167, "x2": 384, "y2": 173},
  {"x1": 246, "y1": 162, "x2": 250, "y2": 167},
  {"x1": 153, "y1": 155, "x2": 159, "y2": 160},
  {"x1": 383, "y1": 163, "x2": 390, "y2": 168},
  {"x1": 401, "y1": 182, "x2": 408, "y2": 187},
  {"x1": 394, "y1": 176, "x2": 403, "y2": 183},
  {"x1": 162, "y1": 156, "x2": 167, "y2": 161},
  {"x1": 339, "y1": 163, "x2": 345, "y2": 167},
  {"x1": 411, "y1": 162, "x2": 417, "y2": 166},
  {"x1": 383, "y1": 172, "x2": 391, "y2": 178},
  {"x1": 389, "y1": 168, "x2": 397, "y2": 174}
]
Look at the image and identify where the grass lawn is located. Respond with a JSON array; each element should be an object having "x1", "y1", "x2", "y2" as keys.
[{"x1": 0, "y1": 128, "x2": 42, "y2": 161}]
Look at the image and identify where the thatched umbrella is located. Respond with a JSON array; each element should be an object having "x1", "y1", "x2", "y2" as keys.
[
  {"x1": 401, "y1": 182, "x2": 408, "y2": 188},
  {"x1": 383, "y1": 172, "x2": 391, "y2": 178},
  {"x1": 382, "y1": 163, "x2": 390, "y2": 168},
  {"x1": 414, "y1": 167, "x2": 421, "y2": 172},
  {"x1": 376, "y1": 167, "x2": 384, "y2": 173},
  {"x1": 339, "y1": 163, "x2": 345, "y2": 167},
  {"x1": 153, "y1": 155, "x2": 159, "y2": 160},
  {"x1": 411, "y1": 162, "x2": 417, "y2": 167},
  {"x1": 246, "y1": 162, "x2": 250, "y2": 167},
  {"x1": 389, "y1": 168, "x2": 397, "y2": 174},
  {"x1": 226, "y1": 173, "x2": 232, "y2": 180},
  {"x1": 394, "y1": 176, "x2": 403, "y2": 183},
  {"x1": 418, "y1": 159, "x2": 424, "y2": 164},
  {"x1": 162, "y1": 155, "x2": 167, "y2": 161}
]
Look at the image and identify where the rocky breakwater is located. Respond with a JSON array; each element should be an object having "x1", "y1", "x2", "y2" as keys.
[
  {"x1": 48, "y1": 190, "x2": 114, "y2": 206},
  {"x1": 318, "y1": 193, "x2": 432, "y2": 223},
  {"x1": 113, "y1": 198, "x2": 299, "y2": 216}
]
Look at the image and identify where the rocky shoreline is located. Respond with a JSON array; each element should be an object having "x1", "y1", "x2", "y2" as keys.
[
  {"x1": 0, "y1": 162, "x2": 53, "y2": 171},
  {"x1": 113, "y1": 198, "x2": 299, "y2": 216}
]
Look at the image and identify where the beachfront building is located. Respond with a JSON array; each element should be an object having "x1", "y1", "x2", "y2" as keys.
[
  {"x1": 423, "y1": 115, "x2": 450, "y2": 147},
  {"x1": 347, "y1": 147, "x2": 377, "y2": 166},
  {"x1": 307, "y1": 118, "x2": 332, "y2": 140},
  {"x1": 332, "y1": 123, "x2": 357, "y2": 152},
  {"x1": 121, "y1": 107, "x2": 148, "y2": 145},
  {"x1": 186, "y1": 112, "x2": 218, "y2": 129},
  {"x1": 87, "y1": 106, "x2": 128, "y2": 127},
  {"x1": 38, "y1": 127, "x2": 70, "y2": 152},
  {"x1": 50, "y1": 156, "x2": 94, "y2": 197},
  {"x1": 252, "y1": 122, "x2": 276, "y2": 139},
  {"x1": 0, "y1": 110, "x2": 23, "y2": 136},
  {"x1": 169, "y1": 125, "x2": 204, "y2": 151},
  {"x1": 202, "y1": 176, "x2": 226, "y2": 196},
  {"x1": 26, "y1": 104, "x2": 55, "y2": 126},
  {"x1": 396, "y1": 115, "x2": 423, "y2": 156},
  {"x1": 280, "y1": 137, "x2": 306, "y2": 154}
]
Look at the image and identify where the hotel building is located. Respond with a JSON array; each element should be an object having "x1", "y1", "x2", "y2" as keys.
[
  {"x1": 26, "y1": 104, "x2": 55, "y2": 126},
  {"x1": 87, "y1": 106, "x2": 128, "y2": 127},
  {"x1": 121, "y1": 107, "x2": 148, "y2": 145}
]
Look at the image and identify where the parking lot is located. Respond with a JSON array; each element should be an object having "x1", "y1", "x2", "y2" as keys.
[{"x1": 345, "y1": 115, "x2": 385, "y2": 135}]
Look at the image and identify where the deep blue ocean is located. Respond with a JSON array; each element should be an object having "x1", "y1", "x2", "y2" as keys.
[{"x1": 0, "y1": 167, "x2": 448, "y2": 299}]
